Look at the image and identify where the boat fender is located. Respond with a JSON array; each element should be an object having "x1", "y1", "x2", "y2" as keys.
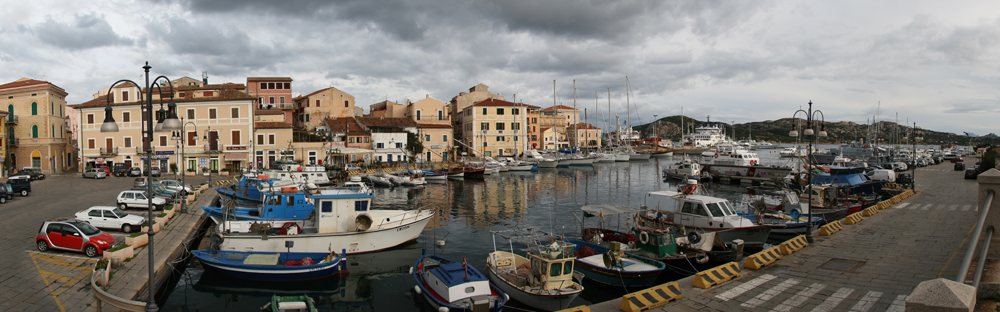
[
  {"x1": 696, "y1": 254, "x2": 710, "y2": 264},
  {"x1": 688, "y1": 232, "x2": 701, "y2": 244},
  {"x1": 413, "y1": 285, "x2": 422, "y2": 295},
  {"x1": 638, "y1": 231, "x2": 650, "y2": 244},
  {"x1": 438, "y1": 307, "x2": 449, "y2": 312},
  {"x1": 409, "y1": 267, "x2": 413, "y2": 274}
]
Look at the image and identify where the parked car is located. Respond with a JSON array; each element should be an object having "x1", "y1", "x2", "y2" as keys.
[
  {"x1": 74, "y1": 206, "x2": 146, "y2": 233},
  {"x1": 128, "y1": 167, "x2": 142, "y2": 177},
  {"x1": 143, "y1": 167, "x2": 162, "y2": 177},
  {"x1": 158, "y1": 179, "x2": 193, "y2": 196},
  {"x1": 12, "y1": 168, "x2": 45, "y2": 181},
  {"x1": 98, "y1": 165, "x2": 111, "y2": 175},
  {"x1": 0, "y1": 184, "x2": 11, "y2": 202},
  {"x1": 966, "y1": 167, "x2": 979, "y2": 179},
  {"x1": 36, "y1": 219, "x2": 115, "y2": 257},
  {"x1": 6, "y1": 176, "x2": 31, "y2": 196},
  {"x1": 952, "y1": 157, "x2": 965, "y2": 163},
  {"x1": 955, "y1": 161, "x2": 965, "y2": 171},
  {"x1": 82, "y1": 168, "x2": 107, "y2": 179},
  {"x1": 117, "y1": 190, "x2": 166, "y2": 210},
  {"x1": 113, "y1": 163, "x2": 129, "y2": 177}
]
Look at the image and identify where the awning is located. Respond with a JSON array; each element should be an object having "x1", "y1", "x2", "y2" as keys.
[{"x1": 224, "y1": 152, "x2": 248, "y2": 161}]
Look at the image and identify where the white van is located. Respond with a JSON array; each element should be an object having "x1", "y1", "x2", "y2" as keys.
[{"x1": 868, "y1": 169, "x2": 896, "y2": 182}]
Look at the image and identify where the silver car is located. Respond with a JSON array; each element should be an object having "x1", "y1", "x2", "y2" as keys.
[{"x1": 82, "y1": 168, "x2": 107, "y2": 179}]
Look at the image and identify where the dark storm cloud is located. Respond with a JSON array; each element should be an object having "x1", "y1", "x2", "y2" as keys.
[
  {"x1": 31, "y1": 14, "x2": 134, "y2": 50},
  {"x1": 145, "y1": 18, "x2": 289, "y2": 75}
]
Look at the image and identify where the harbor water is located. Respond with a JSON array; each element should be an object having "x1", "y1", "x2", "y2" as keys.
[{"x1": 159, "y1": 144, "x2": 937, "y2": 311}]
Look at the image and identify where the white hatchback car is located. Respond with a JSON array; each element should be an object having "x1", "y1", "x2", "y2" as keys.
[
  {"x1": 116, "y1": 190, "x2": 167, "y2": 210},
  {"x1": 75, "y1": 206, "x2": 146, "y2": 233}
]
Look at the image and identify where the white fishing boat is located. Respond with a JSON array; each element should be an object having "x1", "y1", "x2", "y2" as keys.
[
  {"x1": 527, "y1": 150, "x2": 558, "y2": 168},
  {"x1": 254, "y1": 161, "x2": 333, "y2": 186},
  {"x1": 662, "y1": 159, "x2": 710, "y2": 181},
  {"x1": 642, "y1": 186, "x2": 777, "y2": 248},
  {"x1": 699, "y1": 142, "x2": 793, "y2": 179},
  {"x1": 628, "y1": 152, "x2": 651, "y2": 161},
  {"x1": 387, "y1": 172, "x2": 427, "y2": 186},
  {"x1": 614, "y1": 152, "x2": 630, "y2": 162},
  {"x1": 486, "y1": 228, "x2": 583, "y2": 311},
  {"x1": 215, "y1": 187, "x2": 434, "y2": 254}
]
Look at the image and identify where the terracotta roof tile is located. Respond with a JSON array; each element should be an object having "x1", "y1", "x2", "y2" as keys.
[
  {"x1": 357, "y1": 117, "x2": 418, "y2": 128},
  {"x1": 254, "y1": 121, "x2": 292, "y2": 129},
  {"x1": 0, "y1": 79, "x2": 67, "y2": 94},
  {"x1": 325, "y1": 117, "x2": 368, "y2": 135},
  {"x1": 469, "y1": 98, "x2": 540, "y2": 108},
  {"x1": 247, "y1": 77, "x2": 293, "y2": 82}
]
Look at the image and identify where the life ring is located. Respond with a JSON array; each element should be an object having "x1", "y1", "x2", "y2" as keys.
[
  {"x1": 682, "y1": 185, "x2": 697, "y2": 195},
  {"x1": 409, "y1": 176, "x2": 414, "y2": 181},
  {"x1": 638, "y1": 231, "x2": 650, "y2": 244},
  {"x1": 714, "y1": 151, "x2": 719, "y2": 158}
]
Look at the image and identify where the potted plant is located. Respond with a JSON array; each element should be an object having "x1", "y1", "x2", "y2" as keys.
[
  {"x1": 141, "y1": 220, "x2": 159, "y2": 233},
  {"x1": 186, "y1": 167, "x2": 196, "y2": 176},
  {"x1": 155, "y1": 212, "x2": 168, "y2": 226},
  {"x1": 220, "y1": 167, "x2": 230, "y2": 176},
  {"x1": 125, "y1": 231, "x2": 148, "y2": 248},
  {"x1": 163, "y1": 205, "x2": 175, "y2": 218},
  {"x1": 170, "y1": 163, "x2": 178, "y2": 174},
  {"x1": 201, "y1": 167, "x2": 210, "y2": 176},
  {"x1": 94, "y1": 259, "x2": 111, "y2": 289},
  {"x1": 102, "y1": 244, "x2": 134, "y2": 263}
]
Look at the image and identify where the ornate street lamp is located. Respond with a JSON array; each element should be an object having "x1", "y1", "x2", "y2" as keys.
[
  {"x1": 171, "y1": 119, "x2": 197, "y2": 213},
  {"x1": 100, "y1": 62, "x2": 182, "y2": 312},
  {"x1": 790, "y1": 100, "x2": 826, "y2": 244}
]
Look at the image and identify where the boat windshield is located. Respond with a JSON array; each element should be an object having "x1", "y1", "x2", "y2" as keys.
[{"x1": 706, "y1": 202, "x2": 725, "y2": 217}]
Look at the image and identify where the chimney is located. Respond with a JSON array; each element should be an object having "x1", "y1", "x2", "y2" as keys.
[{"x1": 426, "y1": 94, "x2": 429, "y2": 99}]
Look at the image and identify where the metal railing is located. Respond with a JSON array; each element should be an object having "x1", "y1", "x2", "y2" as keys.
[
  {"x1": 91, "y1": 268, "x2": 145, "y2": 311},
  {"x1": 7, "y1": 116, "x2": 17, "y2": 124},
  {"x1": 100, "y1": 147, "x2": 119, "y2": 156},
  {"x1": 7, "y1": 138, "x2": 17, "y2": 146},
  {"x1": 956, "y1": 189, "x2": 995, "y2": 287},
  {"x1": 257, "y1": 103, "x2": 295, "y2": 109}
]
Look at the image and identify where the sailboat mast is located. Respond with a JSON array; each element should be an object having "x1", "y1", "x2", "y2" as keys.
[
  {"x1": 573, "y1": 79, "x2": 577, "y2": 150},
  {"x1": 625, "y1": 77, "x2": 631, "y2": 147}
]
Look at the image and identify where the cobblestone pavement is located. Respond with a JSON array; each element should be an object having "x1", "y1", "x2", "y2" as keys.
[
  {"x1": 657, "y1": 161, "x2": 979, "y2": 311},
  {"x1": 0, "y1": 173, "x2": 209, "y2": 312}
]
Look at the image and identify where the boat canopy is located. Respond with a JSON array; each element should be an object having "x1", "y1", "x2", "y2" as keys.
[{"x1": 580, "y1": 204, "x2": 639, "y2": 216}]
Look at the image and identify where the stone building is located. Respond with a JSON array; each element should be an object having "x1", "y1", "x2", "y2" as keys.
[
  {"x1": 292, "y1": 87, "x2": 361, "y2": 131},
  {"x1": 0, "y1": 78, "x2": 73, "y2": 174}
]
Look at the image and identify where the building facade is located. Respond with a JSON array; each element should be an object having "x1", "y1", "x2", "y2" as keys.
[
  {"x1": 460, "y1": 98, "x2": 538, "y2": 157},
  {"x1": 568, "y1": 123, "x2": 602, "y2": 148},
  {"x1": 292, "y1": 87, "x2": 360, "y2": 131},
  {"x1": 253, "y1": 121, "x2": 293, "y2": 169},
  {"x1": 0, "y1": 78, "x2": 73, "y2": 174},
  {"x1": 450, "y1": 84, "x2": 504, "y2": 145},
  {"x1": 407, "y1": 95, "x2": 453, "y2": 162},
  {"x1": 75, "y1": 83, "x2": 255, "y2": 174},
  {"x1": 369, "y1": 100, "x2": 406, "y2": 118}
]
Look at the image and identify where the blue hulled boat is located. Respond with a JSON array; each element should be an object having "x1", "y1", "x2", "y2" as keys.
[
  {"x1": 202, "y1": 188, "x2": 313, "y2": 223},
  {"x1": 192, "y1": 249, "x2": 346, "y2": 281},
  {"x1": 566, "y1": 239, "x2": 666, "y2": 288},
  {"x1": 411, "y1": 254, "x2": 507, "y2": 312}
]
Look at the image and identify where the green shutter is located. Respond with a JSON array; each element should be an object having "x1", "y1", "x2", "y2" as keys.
[
  {"x1": 32, "y1": 125, "x2": 38, "y2": 138},
  {"x1": 31, "y1": 102, "x2": 37, "y2": 115}
]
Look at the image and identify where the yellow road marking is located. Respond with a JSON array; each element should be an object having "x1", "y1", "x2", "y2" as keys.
[
  {"x1": 52, "y1": 270, "x2": 93, "y2": 297},
  {"x1": 35, "y1": 253, "x2": 93, "y2": 270},
  {"x1": 29, "y1": 252, "x2": 68, "y2": 312},
  {"x1": 939, "y1": 223, "x2": 977, "y2": 279}
]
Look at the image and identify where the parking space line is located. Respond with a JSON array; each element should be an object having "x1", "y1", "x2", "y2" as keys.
[
  {"x1": 894, "y1": 203, "x2": 910, "y2": 209},
  {"x1": 886, "y1": 295, "x2": 907, "y2": 312},
  {"x1": 771, "y1": 282, "x2": 826, "y2": 312},
  {"x1": 28, "y1": 252, "x2": 68, "y2": 312},
  {"x1": 908, "y1": 204, "x2": 922, "y2": 210},
  {"x1": 849, "y1": 291, "x2": 882, "y2": 312},
  {"x1": 920, "y1": 204, "x2": 931, "y2": 210},
  {"x1": 742, "y1": 278, "x2": 799, "y2": 309},
  {"x1": 961, "y1": 205, "x2": 970, "y2": 211},
  {"x1": 948, "y1": 204, "x2": 958, "y2": 211},
  {"x1": 716, "y1": 274, "x2": 777, "y2": 301},
  {"x1": 811, "y1": 288, "x2": 854, "y2": 312}
]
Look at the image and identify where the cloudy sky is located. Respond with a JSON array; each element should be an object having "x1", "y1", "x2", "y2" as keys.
[{"x1": 2, "y1": 0, "x2": 999, "y2": 135}]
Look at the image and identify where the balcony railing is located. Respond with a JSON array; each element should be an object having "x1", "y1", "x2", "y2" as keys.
[
  {"x1": 6, "y1": 116, "x2": 17, "y2": 125},
  {"x1": 100, "y1": 147, "x2": 118, "y2": 157},
  {"x1": 257, "y1": 103, "x2": 295, "y2": 110},
  {"x1": 7, "y1": 138, "x2": 17, "y2": 146}
]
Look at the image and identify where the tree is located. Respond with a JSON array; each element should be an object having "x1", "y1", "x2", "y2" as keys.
[
  {"x1": 982, "y1": 148, "x2": 998, "y2": 172},
  {"x1": 405, "y1": 132, "x2": 424, "y2": 161}
]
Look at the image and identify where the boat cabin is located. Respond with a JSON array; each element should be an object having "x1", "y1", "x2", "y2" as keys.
[
  {"x1": 644, "y1": 191, "x2": 757, "y2": 229},
  {"x1": 632, "y1": 226, "x2": 681, "y2": 258},
  {"x1": 256, "y1": 190, "x2": 313, "y2": 219},
  {"x1": 421, "y1": 260, "x2": 494, "y2": 304},
  {"x1": 525, "y1": 240, "x2": 576, "y2": 290},
  {"x1": 311, "y1": 189, "x2": 375, "y2": 233}
]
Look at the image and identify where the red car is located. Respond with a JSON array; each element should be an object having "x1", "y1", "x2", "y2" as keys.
[
  {"x1": 99, "y1": 166, "x2": 112, "y2": 175},
  {"x1": 36, "y1": 219, "x2": 115, "y2": 257},
  {"x1": 951, "y1": 157, "x2": 964, "y2": 163}
]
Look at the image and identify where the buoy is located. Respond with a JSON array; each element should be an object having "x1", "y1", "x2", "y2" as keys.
[
  {"x1": 435, "y1": 240, "x2": 446, "y2": 247},
  {"x1": 414, "y1": 285, "x2": 422, "y2": 294},
  {"x1": 438, "y1": 306, "x2": 449, "y2": 312}
]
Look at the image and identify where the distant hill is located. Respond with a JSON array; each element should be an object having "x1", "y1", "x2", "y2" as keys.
[{"x1": 633, "y1": 115, "x2": 984, "y2": 145}]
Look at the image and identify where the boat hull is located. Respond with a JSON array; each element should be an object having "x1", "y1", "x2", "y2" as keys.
[
  {"x1": 567, "y1": 240, "x2": 665, "y2": 288},
  {"x1": 537, "y1": 160, "x2": 559, "y2": 168},
  {"x1": 629, "y1": 153, "x2": 651, "y2": 161},
  {"x1": 614, "y1": 154, "x2": 630, "y2": 162},
  {"x1": 703, "y1": 165, "x2": 792, "y2": 179},
  {"x1": 218, "y1": 212, "x2": 433, "y2": 254},
  {"x1": 485, "y1": 265, "x2": 580, "y2": 311},
  {"x1": 192, "y1": 250, "x2": 344, "y2": 281}
]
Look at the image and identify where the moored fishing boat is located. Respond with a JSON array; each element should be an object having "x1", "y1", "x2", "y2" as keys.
[
  {"x1": 566, "y1": 239, "x2": 666, "y2": 288},
  {"x1": 192, "y1": 249, "x2": 346, "y2": 281},
  {"x1": 411, "y1": 254, "x2": 508, "y2": 312},
  {"x1": 662, "y1": 159, "x2": 711, "y2": 181},
  {"x1": 203, "y1": 187, "x2": 313, "y2": 223},
  {"x1": 642, "y1": 187, "x2": 780, "y2": 249},
  {"x1": 260, "y1": 294, "x2": 319, "y2": 312},
  {"x1": 486, "y1": 228, "x2": 583, "y2": 311}
]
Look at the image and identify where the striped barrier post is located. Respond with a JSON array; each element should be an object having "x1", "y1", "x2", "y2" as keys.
[
  {"x1": 779, "y1": 235, "x2": 809, "y2": 255},
  {"x1": 843, "y1": 211, "x2": 865, "y2": 225},
  {"x1": 619, "y1": 282, "x2": 682, "y2": 312},
  {"x1": 862, "y1": 206, "x2": 878, "y2": 216},
  {"x1": 692, "y1": 262, "x2": 741, "y2": 289},
  {"x1": 555, "y1": 306, "x2": 590, "y2": 312},
  {"x1": 819, "y1": 220, "x2": 843, "y2": 236},
  {"x1": 745, "y1": 246, "x2": 783, "y2": 270}
]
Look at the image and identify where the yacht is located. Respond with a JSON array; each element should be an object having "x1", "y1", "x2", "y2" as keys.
[
  {"x1": 700, "y1": 142, "x2": 792, "y2": 179},
  {"x1": 641, "y1": 190, "x2": 777, "y2": 248}
]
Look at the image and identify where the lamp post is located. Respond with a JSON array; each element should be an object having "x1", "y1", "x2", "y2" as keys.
[
  {"x1": 100, "y1": 62, "x2": 182, "y2": 312},
  {"x1": 789, "y1": 100, "x2": 826, "y2": 244},
  {"x1": 172, "y1": 119, "x2": 197, "y2": 213},
  {"x1": 912, "y1": 123, "x2": 921, "y2": 192},
  {"x1": 204, "y1": 127, "x2": 218, "y2": 187}
]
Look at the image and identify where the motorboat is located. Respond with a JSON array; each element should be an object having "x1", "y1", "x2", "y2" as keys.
[
  {"x1": 662, "y1": 159, "x2": 711, "y2": 181},
  {"x1": 566, "y1": 240, "x2": 666, "y2": 288},
  {"x1": 486, "y1": 228, "x2": 583, "y2": 311},
  {"x1": 203, "y1": 187, "x2": 314, "y2": 223},
  {"x1": 412, "y1": 254, "x2": 507, "y2": 312},
  {"x1": 192, "y1": 249, "x2": 346, "y2": 281},
  {"x1": 366, "y1": 175, "x2": 395, "y2": 187},
  {"x1": 700, "y1": 142, "x2": 792, "y2": 179},
  {"x1": 642, "y1": 189, "x2": 779, "y2": 249}
]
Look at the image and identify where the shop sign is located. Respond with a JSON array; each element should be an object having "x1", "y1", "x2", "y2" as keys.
[
  {"x1": 155, "y1": 151, "x2": 175, "y2": 155},
  {"x1": 226, "y1": 146, "x2": 247, "y2": 151}
]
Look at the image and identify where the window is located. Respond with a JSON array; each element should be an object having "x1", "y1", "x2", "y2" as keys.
[
  {"x1": 349, "y1": 137, "x2": 355, "y2": 143},
  {"x1": 187, "y1": 131, "x2": 197, "y2": 146},
  {"x1": 321, "y1": 201, "x2": 332, "y2": 213},
  {"x1": 269, "y1": 96, "x2": 275, "y2": 104},
  {"x1": 257, "y1": 134, "x2": 264, "y2": 145},
  {"x1": 496, "y1": 136, "x2": 503, "y2": 142},
  {"x1": 268, "y1": 134, "x2": 275, "y2": 145},
  {"x1": 355, "y1": 201, "x2": 369, "y2": 211},
  {"x1": 376, "y1": 143, "x2": 384, "y2": 148},
  {"x1": 231, "y1": 107, "x2": 239, "y2": 118},
  {"x1": 31, "y1": 125, "x2": 38, "y2": 138},
  {"x1": 187, "y1": 109, "x2": 195, "y2": 120},
  {"x1": 88, "y1": 139, "x2": 95, "y2": 149},
  {"x1": 31, "y1": 102, "x2": 37, "y2": 115},
  {"x1": 480, "y1": 123, "x2": 489, "y2": 131},
  {"x1": 305, "y1": 115, "x2": 310, "y2": 122},
  {"x1": 364, "y1": 137, "x2": 369, "y2": 143},
  {"x1": 87, "y1": 114, "x2": 94, "y2": 124},
  {"x1": 124, "y1": 137, "x2": 132, "y2": 148},
  {"x1": 482, "y1": 108, "x2": 487, "y2": 115},
  {"x1": 209, "y1": 108, "x2": 217, "y2": 119},
  {"x1": 416, "y1": 110, "x2": 421, "y2": 120},
  {"x1": 260, "y1": 82, "x2": 267, "y2": 89},
  {"x1": 496, "y1": 123, "x2": 505, "y2": 130},
  {"x1": 159, "y1": 136, "x2": 167, "y2": 146},
  {"x1": 122, "y1": 91, "x2": 129, "y2": 102},
  {"x1": 283, "y1": 83, "x2": 290, "y2": 89},
  {"x1": 512, "y1": 108, "x2": 519, "y2": 115},
  {"x1": 268, "y1": 82, "x2": 275, "y2": 89},
  {"x1": 122, "y1": 112, "x2": 130, "y2": 122},
  {"x1": 443, "y1": 134, "x2": 448, "y2": 142},
  {"x1": 438, "y1": 110, "x2": 443, "y2": 120},
  {"x1": 513, "y1": 122, "x2": 520, "y2": 130},
  {"x1": 395, "y1": 143, "x2": 402, "y2": 148},
  {"x1": 315, "y1": 100, "x2": 320, "y2": 107},
  {"x1": 425, "y1": 134, "x2": 431, "y2": 142},
  {"x1": 279, "y1": 96, "x2": 285, "y2": 104},
  {"x1": 344, "y1": 100, "x2": 348, "y2": 107},
  {"x1": 203, "y1": 91, "x2": 213, "y2": 97},
  {"x1": 563, "y1": 261, "x2": 573, "y2": 275},
  {"x1": 50, "y1": 102, "x2": 53, "y2": 115},
  {"x1": 497, "y1": 108, "x2": 504, "y2": 115},
  {"x1": 232, "y1": 130, "x2": 241, "y2": 145}
]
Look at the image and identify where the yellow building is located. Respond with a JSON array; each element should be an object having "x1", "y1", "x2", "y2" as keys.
[
  {"x1": 0, "y1": 78, "x2": 73, "y2": 174},
  {"x1": 450, "y1": 84, "x2": 504, "y2": 146},
  {"x1": 461, "y1": 98, "x2": 538, "y2": 157},
  {"x1": 407, "y1": 95, "x2": 453, "y2": 162},
  {"x1": 74, "y1": 83, "x2": 256, "y2": 173},
  {"x1": 253, "y1": 121, "x2": 293, "y2": 168},
  {"x1": 369, "y1": 100, "x2": 406, "y2": 118},
  {"x1": 293, "y1": 87, "x2": 361, "y2": 131},
  {"x1": 568, "y1": 123, "x2": 602, "y2": 148}
]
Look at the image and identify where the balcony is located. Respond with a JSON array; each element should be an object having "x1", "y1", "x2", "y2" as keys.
[
  {"x1": 257, "y1": 103, "x2": 295, "y2": 110},
  {"x1": 7, "y1": 138, "x2": 18, "y2": 146},
  {"x1": 100, "y1": 147, "x2": 118, "y2": 157},
  {"x1": 6, "y1": 116, "x2": 17, "y2": 125}
]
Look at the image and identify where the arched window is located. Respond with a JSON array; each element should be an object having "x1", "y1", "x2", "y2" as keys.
[
  {"x1": 32, "y1": 125, "x2": 38, "y2": 138},
  {"x1": 50, "y1": 102, "x2": 53, "y2": 115},
  {"x1": 7, "y1": 126, "x2": 12, "y2": 141},
  {"x1": 6, "y1": 104, "x2": 11, "y2": 122},
  {"x1": 31, "y1": 102, "x2": 37, "y2": 115}
]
